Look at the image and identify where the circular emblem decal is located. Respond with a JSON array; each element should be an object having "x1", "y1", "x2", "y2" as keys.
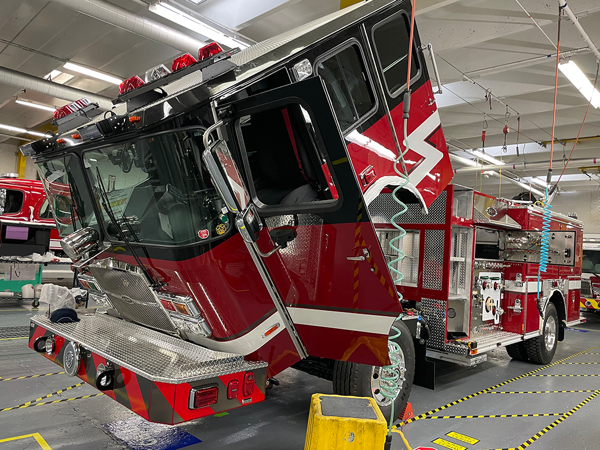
[
  {"x1": 63, "y1": 341, "x2": 81, "y2": 377},
  {"x1": 215, "y1": 224, "x2": 227, "y2": 236},
  {"x1": 198, "y1": 229, "x2": 210, "y2": 239}
]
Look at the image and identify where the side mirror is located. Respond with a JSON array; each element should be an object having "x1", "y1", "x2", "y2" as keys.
[{"x1": 235, "y1": 205, "x2": 262, "y2": 243}]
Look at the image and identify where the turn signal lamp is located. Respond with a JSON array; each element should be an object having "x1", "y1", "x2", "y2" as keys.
[
  {"x1": 173, "y1": 302, "x2": 191, "y2": 315},
  {"x1": 129, "y1": 116, "x2": 141, "y2": 124},
  {"x1": 198, "y1": 42, "x2": 223, "y2": 61},
  {"x1": 119, "y1": 75, "x2": 145, "y2": 94},
  {"x1": 189, "y1": 386, "x2": 218, "y2": 409},
  {"x1": 172, "y1": 53, "x2": 197, "y2": 72},
  {"x1": 144, "y1": 64, "x2": 171, "y2": 83}
]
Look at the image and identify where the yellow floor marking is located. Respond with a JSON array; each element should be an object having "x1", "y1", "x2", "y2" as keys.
[
  {"x1": 446, "y1": 431, "x2": 479, "y2": 444},
  {"x1": 432, "y1": 437, "x2": 466, "y2": 450},
  {"x1": 0, "y1": 337, "x2": 28, "y2": 341},
  {"x1": 0, "y1": 433, "x2": 52, "y2": 449}
]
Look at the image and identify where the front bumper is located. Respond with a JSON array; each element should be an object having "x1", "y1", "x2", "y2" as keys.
[
  {"x1": 581, "y1": 299, "x2": 600, "y2": 311},
  {"x1": 28, "y1": 313, "x2": 267, "y2": 424}
]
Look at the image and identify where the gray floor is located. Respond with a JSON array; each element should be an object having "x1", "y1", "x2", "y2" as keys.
[{"x1": 1, "y1": 299, "x2": 599, "y2": 450}]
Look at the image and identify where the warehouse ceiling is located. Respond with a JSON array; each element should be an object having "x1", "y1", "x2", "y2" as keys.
[{"x1": 0, "y1": 0, "x2": 599, "y2": 196}]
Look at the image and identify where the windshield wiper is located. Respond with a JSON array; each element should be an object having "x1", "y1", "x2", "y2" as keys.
[{"x1": 95, "y1": 167, "x2": 160, "y2": 288}]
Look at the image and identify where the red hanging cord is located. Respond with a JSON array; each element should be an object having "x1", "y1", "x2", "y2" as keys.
[{"x1": 406, "y1": 0, "x2": 417, "y2": 89}]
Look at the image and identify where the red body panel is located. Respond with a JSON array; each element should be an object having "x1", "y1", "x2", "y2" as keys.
[{"x1": 346, "y1": 82, "x2": 453, "y2": 208}]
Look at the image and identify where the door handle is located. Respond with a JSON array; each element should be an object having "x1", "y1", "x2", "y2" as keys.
[
  {"x1": 347, "y1": 256, "x2": 366, "y2": 261},
  {"x1": 347, "y1": 248, "x2": 370, "y2": 261}
]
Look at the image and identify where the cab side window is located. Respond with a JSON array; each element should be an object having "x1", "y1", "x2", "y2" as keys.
[
  {"x1": 316, "y1": 44, "x2": 376, "y2": 133},
  {"x1": 237, "y1": 103, "x2": 338, "y2": 207},
  {"x1": 372, "y1": 13, "x2": 419, "y2": 97}
]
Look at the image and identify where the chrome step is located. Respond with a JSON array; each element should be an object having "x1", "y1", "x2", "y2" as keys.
[{"x1": 32, "y1": 313, "x2": 267, "y2": 384}]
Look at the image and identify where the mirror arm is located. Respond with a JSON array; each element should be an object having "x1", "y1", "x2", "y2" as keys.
[
  {"x1": 203, "y1": 120, "x2": 224, "y2": 149},
  {"x1": 251, "y1": 241, "x2": 281, "y2": 258}
]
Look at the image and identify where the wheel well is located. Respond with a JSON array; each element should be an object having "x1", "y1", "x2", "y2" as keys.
[{"x1": 549, "y1": 290, "x2": 566, "y2": 341}]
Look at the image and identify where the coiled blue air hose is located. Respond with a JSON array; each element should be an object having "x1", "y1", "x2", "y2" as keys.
[{"x1": 537, "y1": 186, "x2": 552, "y2": 310}]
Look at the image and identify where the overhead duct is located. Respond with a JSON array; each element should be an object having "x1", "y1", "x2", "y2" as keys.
[
  {"x1": 53, "y1": 0, "x2": 205, "y2": 55},
  {"x1": 558, "y1": 0, "x2": 600, "y2": 61},
  {"x1": 0, "y1": 66, "x2": 113, "y2": 110}
]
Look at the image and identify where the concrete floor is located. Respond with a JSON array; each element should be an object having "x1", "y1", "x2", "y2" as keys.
[{"x1": 1, "y1": 299, "x2": 599, "y2": 450}]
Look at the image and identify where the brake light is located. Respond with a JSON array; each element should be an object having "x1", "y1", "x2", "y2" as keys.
[
  {"x1": 189, "y1": 386, "x2": 218, "y2": 409},
  {"x1": 145, "y1": 64, "x2": 171, "y2": 83},
  {"x1": 53, "y1": 98, "x2": 91, "y2": 120},
  {"x1": 198, "y1": 42, "x2": 223, "y2": 61},
  {"x1": 160, "y1": 299, "x2": 176, "y2": 312},
  {"x1": 227, "y1": 380, "x2": 239, "y2": 399},
  {"x1": 243, "y1": 372, "x2": 255, "y2": 397},
  {"x1": 172, "y1": 53, "x2": 197, "y2": 72},
  {"x1": 173, "y1": 302, "x2": 191, "y2": 315},
  {"x1": 119, "y1": 75, "x2": 145, "y2": 94}
]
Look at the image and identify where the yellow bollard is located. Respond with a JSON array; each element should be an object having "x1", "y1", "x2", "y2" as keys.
[{"x1": 304, "y1": 394, "x2": 387, "y2": 450}]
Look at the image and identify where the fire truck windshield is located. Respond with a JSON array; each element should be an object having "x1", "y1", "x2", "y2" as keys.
[
  {"x1": 82, "y1": 128, "x2": 226, "y2": 246},
  {"x1": 37, "y1": 154, "x2": 98, "y2": 237}
]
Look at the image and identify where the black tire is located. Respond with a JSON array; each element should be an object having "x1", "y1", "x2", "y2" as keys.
[
  {"x1": 332, "y1": 319, "x2": 415, "y2": 421},
  {"x1": 506, "y1": 342, "x2": 528, "y2": 361},
  {"x1": 525, "y1": 303, "x2": 559, "y2": 365}
]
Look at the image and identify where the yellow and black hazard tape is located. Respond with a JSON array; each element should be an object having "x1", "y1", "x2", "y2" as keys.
[
  {"x1": 484, "y1": 390, "x2": 600, "y2": 450},
  {"x1": 559, "y1": 362, "x2": 600, "y2": 365},
  {"x1": 488, "y1": 390, "x2": 596, "y2": 394},
  {"x1": 394, "y1": 344, "x2": 600, "y2": 428},
  {"x1": 0, "y1": 371, "x2": 65, "y2": 382},
  {"x1": 1, "y1": 383, "x2": 85, "y2": 412},
  {"x1": 427, "y1": 412, "x2": 563, "y2": 420},
  {"x1": 29, "y1": 393, "x2": 104, "y2": 408},
  {"x1": 531, "y1": 374, "x2": 600, "y2": 377}
]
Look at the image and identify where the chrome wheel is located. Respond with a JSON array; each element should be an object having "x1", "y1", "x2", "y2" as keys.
[
  {"x1": 544, "y1": 315, "x2": 557, "y2": 352},
  {"x1": 371, "y1": 345, "x2": 406, "y2": 407}
]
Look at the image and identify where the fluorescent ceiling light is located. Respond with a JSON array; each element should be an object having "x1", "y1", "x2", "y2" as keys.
[
  {"x1": 44, "y1": 70, "x2": 62, "y2": 80},
  {"x1": 15, "y1": 99, "x2": 55, "y2": 113},
  {"x1": 526, "y1": 177, "x2": 548, "y2": 188},
  {"x1": 63, "y1": 62, "x2": 122, "y2": 85},
  {"x1": 0, "y1": 123, "x2": 45, "y2": 138},
  {"x1": 149, "y1": 3, "x2": 249, "y2": 50},
  {"x1": 470, "y1": 150, "x2": 506, "y2": 166},
  {"x1": 559, "y1": 61, "x2": 600, "y2": 108}
]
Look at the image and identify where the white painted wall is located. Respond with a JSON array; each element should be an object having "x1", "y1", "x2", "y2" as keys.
[
  {"x1": 0, "y1": 143, "x2": 18, "y2": 175},
  {"x1": 551, "y1": 190, "x2": 600, "y2": 235}
]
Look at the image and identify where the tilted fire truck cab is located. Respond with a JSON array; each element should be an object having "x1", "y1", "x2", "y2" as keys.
[{"x1": 21, "y1": 0, "x2": 581, "y2": 425}]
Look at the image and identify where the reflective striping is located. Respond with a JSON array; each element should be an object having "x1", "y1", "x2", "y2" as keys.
[
  {"x1": 432, "y1": 438, "x2": 466, "y2": 450},
  {"x1": 428, "y1": 413, "x2": 563, "y2": 419},
  {"x1": 569, "y1": 279, "x2": 581, "y2": 290},
  {"x1": 1, "y1": 383, "x2": 84, "y2": 412},
  {"x1": 446, "y1": 432, "x2": 479, "y2": 444},
  {"x1": 0, "y1": 371, "x2": 65, "y2": 382},
  {"x1": 394, "y1": 344, "x2": 600, "y2": 427},
  {"x1": 288, "y1": 307, "x2": 395, "y2": 335},
  {"x1": 489, "y1": 390, "x2": 596, "y2": 394}
]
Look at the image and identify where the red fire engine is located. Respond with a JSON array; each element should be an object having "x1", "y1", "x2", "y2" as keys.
[
  {"x1": 0, "y1": 174, "x2": 62, "y2": 255},
  {"x1": 21, "y1": 0, "x2": 582, "y2": 425}
]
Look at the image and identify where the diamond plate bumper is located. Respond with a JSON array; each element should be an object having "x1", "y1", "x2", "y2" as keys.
[{"x1": 28, "y1": 313, "x2": 268, "y2": 424}]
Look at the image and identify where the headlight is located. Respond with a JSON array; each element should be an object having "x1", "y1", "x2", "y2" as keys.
[{"x1": 61, "y1": 227, "x2": 99, "y2": 260}]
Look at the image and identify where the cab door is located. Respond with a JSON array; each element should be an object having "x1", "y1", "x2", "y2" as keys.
[{"x1": 217, "y1": 77, "x2": 402, "y2": 366}]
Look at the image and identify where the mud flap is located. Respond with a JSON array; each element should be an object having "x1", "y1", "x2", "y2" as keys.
[{"x1": 413, "y1": 338, "x2": 435, "y2": 390}]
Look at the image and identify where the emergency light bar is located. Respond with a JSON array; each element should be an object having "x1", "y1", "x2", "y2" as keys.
[{"x1": 113, "y1": 42, "x2": 238, "y2": 113}]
